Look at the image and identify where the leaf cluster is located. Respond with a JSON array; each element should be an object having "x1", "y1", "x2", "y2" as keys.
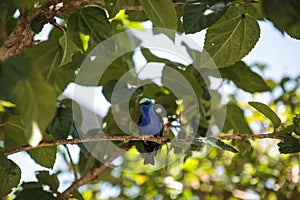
[{"x1": 0, "y1": 0, "x2": 299, "y2": 199}]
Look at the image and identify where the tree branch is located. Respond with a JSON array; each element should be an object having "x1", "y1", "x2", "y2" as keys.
[
  {"x1": 56, "y1": 149, "x2": 123, "y2": 200},
  {"x1": 0, "y1": 0, "x2": 185, "y2": 61},
  {"x1": 0, "y1": 0, "x2": 100, "y2": 61},
  {"x1": 123, "y1": 2, "x2": 185, "y2": 11},
  {"x1": 3, "y1": 133, "x2": 283, "y2": 156}
]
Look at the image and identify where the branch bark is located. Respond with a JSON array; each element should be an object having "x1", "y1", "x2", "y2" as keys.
[
  {"x1": 0, "y1": 0, "x2": 101, "y2": 61},
  {"x1": 3, "y1": 133, "x2": 283, "y2": 156},
  {"x1": 0, "y1": 0, "x2": 185, "y2": 61}
]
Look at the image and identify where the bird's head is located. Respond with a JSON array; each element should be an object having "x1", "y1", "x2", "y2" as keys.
[{"x1": 139, "y1": 98, "x2": 154, "y2": 110}]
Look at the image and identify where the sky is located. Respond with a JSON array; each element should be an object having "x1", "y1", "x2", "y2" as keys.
[{"x1": 7, "y1": 18, "x2": 300, "y2": 194}]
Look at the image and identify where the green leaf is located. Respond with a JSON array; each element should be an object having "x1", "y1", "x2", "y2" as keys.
[
  {"x1": 27, "y1": 145, "x2": 57, "y2": 169},
  {"x1": 278, "y1": 136, "x2": 300, "y2": 154},
  {"x1": 30, "y1": 15, "x2": 47, "y2": 33},
  {"x1": 0, "y1": 153, "x2": 10, "y2": 169},
  {"x1": 203, "y1": 137, "x2": 238, "y2": 153},
  {"x1": 139, "y1": 0, "x2": 178, "y2": 30},
  {"x1": 236, "y1": 140, "x2": 251, "y2": 155},
  {"x1": 0, "y1": 55, "x2": 31, "y2": 101},
  {"x1": 105, "y1": 0, "x2": 125, "y2": 18},
  {"x1": 275, "y1": 125, "x2": 295, "y2": 136},
  {"x1": 47, "y1": 107, "x2": 73, "y2": 140},
  {"x1": 183, "y1": 0, "x2": 228, "y2": 33},
  {"x1": 25, "y1": 40, "x2": 76, "y2": 95},
  {"x1": 293, "y1": 114, "x2": 300, "y2": 127},
  {"x1": 141, "y1": 48, "x2": 186, "y2": 68},
  {"x1": 248, "y1": 101, "x2": 281, "y2": 129},
  {"x1": 162, "y1": 65, "x2": 203, "y2": 109},
  {"x1": 140, "y1": 83, "x2": 177, "y2": 115},
  {"x1": 247, "y1": 2, "x2": 264, "y2": 20},
  {"x1": 263, "y1": 0, "x2": 300, "y2": 39},
  {"x1": 59, "y1": 31, "x2": 83, "y2": 66},
  {"x1": 26, "y1": 130, "x2": 56, "y2": 169},
  {"x1": 12, "y1": 0, "x2": 47, "y2": 9},
  {"x1": 15, "y1": 188, "x2": 56, "y2": 200},
  {"x1": 220, "y1": 61, "x2": 270, "y2": 93},
  {"x1": 24, "y1": 40, "x2": 62, "y2": 76},
  {"x1": 0, "y1": 1, "x2": 17, "y2": 46},
  {"x1": 204, "y1": 5, "x2": 260, "y2": 68},
  {"x1": 68, "y1": 6, "x2": 113, "y2": 50},
  {"x1": 72, "y1": 190, "x2": 85, "y2": 200},
  {"x1": 36, "y1": 171, "x2": 59, "y2": 192},
  {"x1": 97, "y1": 52, "x2": 135, "y2": 86},
  {"x1": 16, "y1": 66, "x2": 57, "y2": 144},
  {"x1": 0, "y1": 157, "x2": 21, "y2": 198},
  {"x1": 4, "y1": 115, "x2": 27, "y2": 149},
  {"x1": 293, "y1": 115, "x2": 300, "y2": 135},
  {"x1": 219, "y1": 104, "x2": 253, "y2": 134},
  {"x1": 102, "y1": 80, "x2": 143, "y2": 104},
  {"x1": 126, "y1": 10, "x2": 148, "y2": 22},
  {"x1": 142, "y1": 47, "x2": 204, "y2": 108}
]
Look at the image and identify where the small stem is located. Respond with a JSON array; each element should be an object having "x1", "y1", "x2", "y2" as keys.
[
  {"x1": 57, "y1": 149, "x2": 123, "y2": 200},
  {"x1": 64, "y1": 144, "x2": 78, "y2": 182},
  {"x1": 48, "y1": 17, "x2": 65, "y2": 31}
]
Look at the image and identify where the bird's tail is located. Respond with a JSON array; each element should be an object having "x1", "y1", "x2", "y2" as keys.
[{"x1": 144, "y1": 152, "x2": 155, "y2": 165}]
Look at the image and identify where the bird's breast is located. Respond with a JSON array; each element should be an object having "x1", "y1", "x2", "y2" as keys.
[{"x1": 140, "y1": 116, "x2": 162, "y2": 135}]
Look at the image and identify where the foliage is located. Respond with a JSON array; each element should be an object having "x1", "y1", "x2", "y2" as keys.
[{"x1": 0, "y1": 0, "x2": 299, "y2": 199}]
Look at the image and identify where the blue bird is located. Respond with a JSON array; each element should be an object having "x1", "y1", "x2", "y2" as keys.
[{"x1": 139, "y1": 98, "x2": 164, "y2": 165}]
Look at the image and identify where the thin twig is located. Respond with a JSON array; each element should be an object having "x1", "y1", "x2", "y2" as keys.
[
  {"x1": 3, "y1": 133, "x2": 283, "y2": 156},
  {"x1": 57, "y1": 149, "x2": 123, "y2": 200},
  {"x1": 64, "y1": 144, "x2": 78, "y2": 181}
]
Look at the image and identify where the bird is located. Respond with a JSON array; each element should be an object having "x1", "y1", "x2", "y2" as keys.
[{"x1": 139, "y1": 98, "x2": 164, "y2": 165}]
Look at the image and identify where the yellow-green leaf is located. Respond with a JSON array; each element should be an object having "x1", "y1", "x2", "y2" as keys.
[{"x1": 249, "y1": 101, "x2": 281, "y2": 129}]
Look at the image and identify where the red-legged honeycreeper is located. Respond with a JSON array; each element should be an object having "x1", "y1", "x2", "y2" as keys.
[{"x1": 139, "y1": 98, "x2": 164, "y2": 165}]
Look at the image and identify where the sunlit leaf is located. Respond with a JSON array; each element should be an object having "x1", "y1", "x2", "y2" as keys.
[
  {"x1": 248, "y1": 101, "x2": 281, "y2": 129},
  {"x1": 204, "y1": 137, "x2": 238, "y2": 153}
]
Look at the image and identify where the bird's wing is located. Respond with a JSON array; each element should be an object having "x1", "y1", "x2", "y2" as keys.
[{"x1": 156, "y1": 111, "x2": 164, "y2": 137}]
